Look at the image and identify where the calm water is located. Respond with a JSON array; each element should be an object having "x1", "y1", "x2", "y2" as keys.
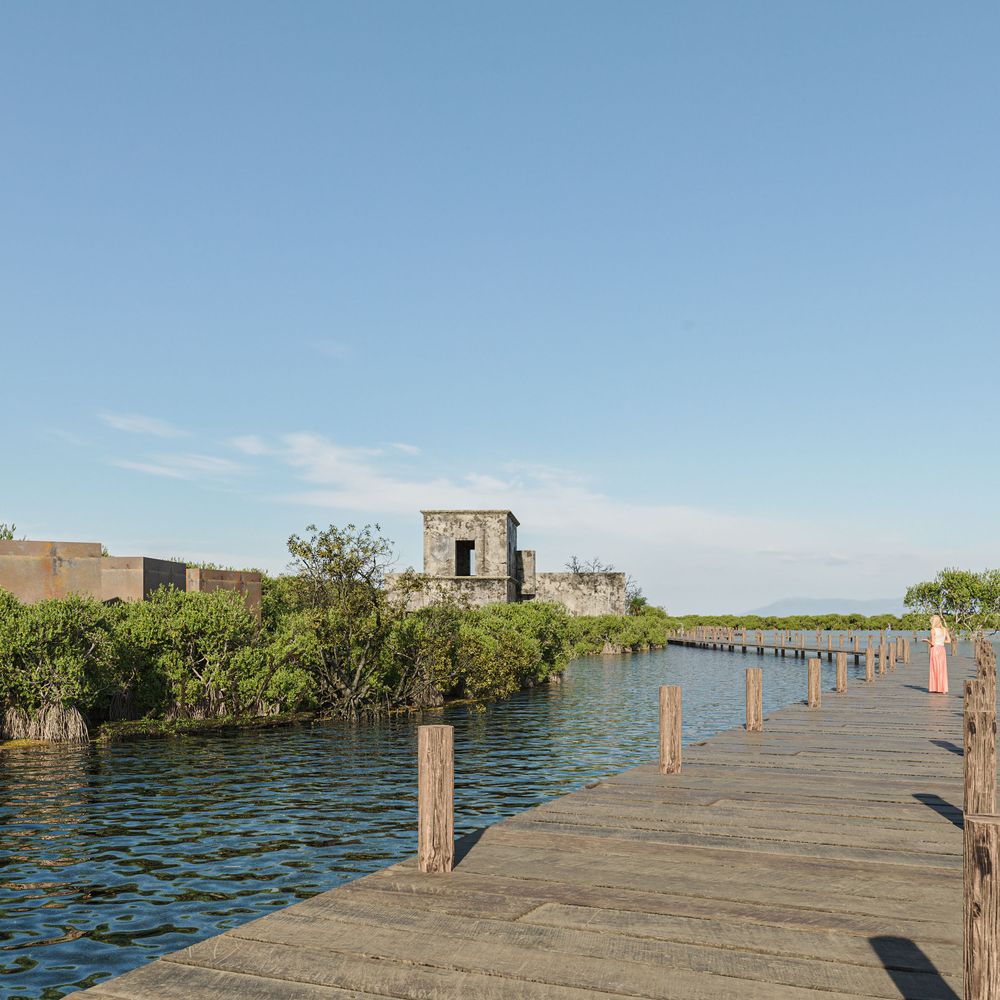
[{"x1": 0, "y1": 636, "x2": 921, "y2": 998}]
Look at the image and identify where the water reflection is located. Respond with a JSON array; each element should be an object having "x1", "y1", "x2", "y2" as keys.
[{"x1": 0, "y1": 640, "x2": 914, "y2": 997}]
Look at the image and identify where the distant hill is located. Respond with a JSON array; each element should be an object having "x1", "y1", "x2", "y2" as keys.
[{"x1": 746, "y1": 597, "x2": 906, "y2": 617}]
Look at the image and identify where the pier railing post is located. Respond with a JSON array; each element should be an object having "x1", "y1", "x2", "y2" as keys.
[
  {"x1": 965, "y1": 681, "x2": 997, "y2": 817},
  {"x1": 965, "y1": 813, "x2": 1000, "y2": 999},
  {"x1": 865, "y1": 646, "x2": 874, "y2": 683},
  {"x1": 418, "y1": 724, "x2": 454, "y2": 874},
  {"x1": 878, "y1": 642, "x2": 886, "y2": 676},
  {"x1": 807, "y1": 659, "x2": 821, "y2": 708},
  {"x1": 836, "y1": 651, "x2": 847, "y2": 693},
  {"x1": 659, "y1": 685, "x2": 682, "y2": 774},
  {"x1": 978, "y1": 643, "x2": 997, "y2": 713},
  {"x1": 746, "y1": 668, "x2": 763, "y2": 732}
]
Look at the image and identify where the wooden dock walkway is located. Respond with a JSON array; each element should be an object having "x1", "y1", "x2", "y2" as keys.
[{"x1": 72, "y1": 649, "x2": 972, "y2": 999}]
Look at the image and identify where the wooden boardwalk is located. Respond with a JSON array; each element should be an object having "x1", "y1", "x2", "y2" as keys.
[{"x1": 72, "y1": 649, "x2": 971, "y2": 999}]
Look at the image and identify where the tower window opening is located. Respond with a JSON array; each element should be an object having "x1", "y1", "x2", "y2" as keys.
[{"x1": 455, "y1": 540, "x2": 476, "y2": 576}]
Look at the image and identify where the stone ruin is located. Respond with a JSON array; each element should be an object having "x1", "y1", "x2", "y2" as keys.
[{"x1": 385, "y1": 510, "x2": 626, "y2": 616}]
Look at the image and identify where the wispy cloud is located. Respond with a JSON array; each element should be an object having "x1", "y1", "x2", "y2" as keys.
[
  {"x1": 113, "y1": 460, "x2": 189, "y2": 480},
  {"x1": 311, "y1": 338, "x2": 352, "y2": 360},
  {"x1": 231, "y1": 435, "x2": 272, "y2": 456},
  {"x1": 243, "y1": 432, "x2": 829, "y2": 550},
  {"x1": 390, "y1": 442, "x2": 421, "y2": 456},
  {"x1": 101, "y1": 413, "x2": 187, "y2": 438},
  {"x1": 231, "y1": 431, "x2": 946, "y2": 611},
  {"x1": 113, "y1": 453, "x2": 246, "y2": 481}
]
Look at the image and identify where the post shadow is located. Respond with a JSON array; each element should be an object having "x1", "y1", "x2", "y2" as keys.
[
  {"x1": 913, "y1": 792, "x2": 963, "y2": 829},
  {"x1": 930, "y1": 739, "x2": 963, "y2": 756},
  {"x1": 453, "y1": 826, "x2": 488, "y2": 865},
  {"x1": 868, "y1": 936, "x2": 959, "y2": 999}
]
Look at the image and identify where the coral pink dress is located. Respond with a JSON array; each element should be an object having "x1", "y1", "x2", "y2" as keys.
[{"x1": 929, "y1": 627, "x2": 949, "y2": 694}]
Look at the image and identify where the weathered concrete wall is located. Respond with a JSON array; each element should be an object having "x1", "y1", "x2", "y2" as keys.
[
  {"x1": 186, "y1": 568, "x2": 262, "y2": 619},
  {"x1": 0, "y1": 541, "x2": 103, "y2": 603},
  {"x1": 533, "y1": 572, "x2": 626, "y2": 616},
  {"x1": 101, "y1": 557, "x2": 186, "y2": 603},
  {"x1": 422, "y1": 510, "x2": 518, "y2": 579},
  {"x1": 384, "y1": 574, "x2": 517, "y2": 611},
  {"x1": 516, "y1": 550, "x2": 536, "y2": 596},
  {"x1": 390, "y1": 510, "x2": 631, "y2": 617}
]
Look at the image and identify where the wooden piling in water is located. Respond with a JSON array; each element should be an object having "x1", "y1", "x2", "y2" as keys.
[
  {"x1": 836, "y1": 651, "x2": 847, "y2": 693},
  {"x1": 807, "y1": 659, "x2": 821, "y2": 708},
  {"x1": 659, "y1": 685, "x2": 682, "y2": 775},
  {"x1": 418, "y1": 725, "x2": 454, "y2": 874},
  {"x1": 965, "y1": 813, "x2": 1000, "y2": 1000},
  {"x1": 964, "y1": 681, "x2": 997, "y2": 817},
  {"x1": 745, "y1": 668, "x2": 763, "y2": 732}
]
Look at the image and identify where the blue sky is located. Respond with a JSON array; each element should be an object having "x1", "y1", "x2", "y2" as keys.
[{"x1": 1, "y1": 1, "x2": 997, "y2": 613}]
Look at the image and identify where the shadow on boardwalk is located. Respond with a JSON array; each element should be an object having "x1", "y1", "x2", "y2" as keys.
[
  {"x1": 913, "y1": 792, "x2": 963, "y2": 829},
  {"x1": 869, "y1": 936, "x2": 960, "y2": 1000}
]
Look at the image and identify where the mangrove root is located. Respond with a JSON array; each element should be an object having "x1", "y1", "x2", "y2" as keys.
[{"x1": 2, "y1": 705, "x2": 90, "y2": 743}]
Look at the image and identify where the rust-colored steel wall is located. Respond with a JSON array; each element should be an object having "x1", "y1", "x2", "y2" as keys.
[{"x1": 0, "y1": 540, "x2": 103, "y2": 602}]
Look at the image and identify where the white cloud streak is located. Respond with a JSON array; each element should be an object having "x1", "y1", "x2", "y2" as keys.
[
  {"x1": 113, "y1": 453, "x2": 246, "y2": 481},
  {"x1": 233, "y1": 432, "x2": 946, "y2": 611},
  {"x1": 101, "y1": 413, "x2": 187, "y2": 438}
]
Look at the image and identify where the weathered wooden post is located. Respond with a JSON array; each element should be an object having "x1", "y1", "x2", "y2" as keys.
[
  {"x1": 981, "y1": 646, "x2": 997, "y2": 712},
  {"x1": 896, "y1": 636, "x2": 904, "y2": 661},
  {"x1": 746, "y1": 668, "x2": 763, "y2": 732},
  {"x1": 878, "y1": 642, "x2": 886, "y2": 676},
  {"x1": 836, "y1": 651, "x2": 847, "y2": 693},
  {"x1": 965, "y1": 813, "x2": 1000, "y2": 1000},
  {"x1": 904, "y1": 638, "x2": 911, "y2": 664},
  {"x1": 965, "y1": 681, "x2": 997, "y2": 816},
  {"x1": 659, "y1": 685, "x2": 682, "y2": 774},
  {"x1": 839, "y1": 633, "x2": 845, "y2": 648},
  {"x1": 865, "y1": 646, "x2": 874, "y2": 683},
  {"x1": 807, "y1": 659, "x2": 821, "y2": 708},
  {"x1": 853, "y1": 635, "x2": 860, "y2": 653},
  {"x1": 418, "y1": 725, "x2": 454, "y2": 874},
  {"x1": 888, "y1": 644, "x2": 896, "y2": 672}
]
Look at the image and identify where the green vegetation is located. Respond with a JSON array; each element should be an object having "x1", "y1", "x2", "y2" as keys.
[
  {"x1": 0, "y1": 522, "x2": 667, "y2": 743},
  {"x1": 905, "y1": 568, "x2": 1000, "y2": 634}
]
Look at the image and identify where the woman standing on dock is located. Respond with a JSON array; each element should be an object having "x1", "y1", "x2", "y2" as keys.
[{"x1": 925, "y1": 615, "x2": 950, "y2": 694}]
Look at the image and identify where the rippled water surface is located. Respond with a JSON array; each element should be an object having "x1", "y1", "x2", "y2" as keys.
[{"x1": 0, "y1": 637, "x2": 926, "y2": 997}]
